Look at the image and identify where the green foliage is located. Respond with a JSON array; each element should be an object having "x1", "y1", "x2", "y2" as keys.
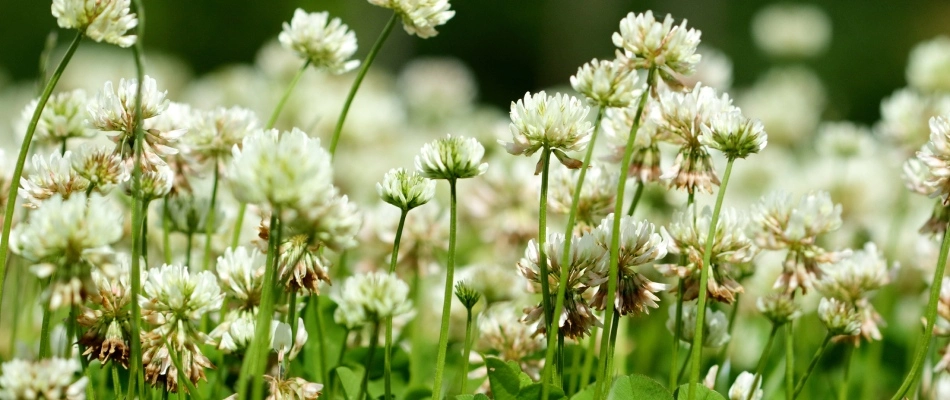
[
  {"x1": 609, "y1": 374, "x2": 673, "y2": 400},
  {"x1": 673, "y1": 383, "x2": 727, "y2": 400}
]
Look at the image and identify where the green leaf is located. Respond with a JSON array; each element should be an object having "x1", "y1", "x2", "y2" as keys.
[
  {"x1": 608, "y1": 375, "x2": 672, "y2": 400},
  {"x1": 517, "y1": 383, "x2": 566, "y2": 400},
  {"x1": 486, "y1": 357, "x2": 522, "y2": 400},
  {"x1": 571, "y1": 384, "x2": 595, "y2": 400},
  {"x1": 402, "y1": 386, "x2": 433, "y2": 400},
  {"x1": 673, "y1": 383, "x2": 726, "y2": 400},
  {"x1": 335, "y1": 366, "x2": 362, "y2": 400}
]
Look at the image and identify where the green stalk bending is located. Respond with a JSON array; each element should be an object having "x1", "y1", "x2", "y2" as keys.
[
  {"x1": 891, "y1": 217, "x2": 950, "y2": 400},
  {"x1": 385, "y1": 209, "x2": 408, "y2": 400},
  {"x1": 328, "y1": 13, "x2": 398, "y2": 157},
  {"x1": 748, "y1": 325, "x2": 779, "y2": 400},
  {"x1": 544, "y1": 108, "x2": 604, "y2": 396},
  {"x1": 594, "y1": 67, "x2": 656, "y2": 400},
  {"x1": 432, "y1": 179, "x2": 459, "y2": 399},
  {"x1": 127, "y1": 3, "x2": 148, "y2": 395},
  {"x1": 792, "y1": 332, "x2": 833, "y2": 399},
  {"x1": 686, "y1": 158, "x2": 735, "y2": 400},
  {"x1": 626, "y1": 182, "x2": 645, "y2": 216},
  {"x1": 0, "y1": 32, "x2": 83, "y2": 316},
  {"x1": 201, "y1": 159, "x2": 220, "y2": 270}
]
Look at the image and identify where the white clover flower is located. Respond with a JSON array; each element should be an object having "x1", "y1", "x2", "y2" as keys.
[
  {"x1": 478, "y1": 305, "x2": 544, "y2": 363},
  {"x1": 78, "y1": 256, "x2": 137, "y2": 367},
  {"x1": 216, "y1": 246, "x2": 265, "y2": 309},
  {"x1": 377, "y1": 168, "x2": 436, "y2": 211},
  {"x1": 736, "y1": 67, "x2": 825, "y2": 146},
  {"x1": 655, "y1": 84, "x2": 735, "y2": 145},
  {"x1": 228, "y1": 127, "x2": 333, "y2": 210},
  {"x1": 17, "y1": 89, "x2": 93, "y2": 145},
  {"x1": 210, "y1": 309, "x2": 257, "y2": 353},
  {"x1": 71, "y1": 145, "x2": 129, "y2": 192},
  {"x1": 699, "y1": 110, "x2": 768, "y2": 160},
  {"x1": 817, "y1": 297, "x2": 861, "y2": 336},
  {"x1": 756, "y1": 293, "x2": 801, "y2": 326},
  {"x1": 87, "y1": 75, "x2": 168, "y2": 134},
  {"x1": 415, "y1": 134, "x2": 488, "y2": 180},
  {"x1": 277, "y1": 234, "x2": 331, "y2": 294},
  {"x1": 331, "y1": 272, "x2": 413, "y2": 321},
  {"x1": 612, "y1": 11, "x2": 702, "y2": 77},
  {"x1": 125, "y1": 161, "x2": 174, "y2": 202},
  {"x1": 878, "y1": 89, "x2": 932, "y2": 149},
  {"x1": 570, "y1": 59, "x2": 640, "y2": 108},
  {"x1": 815, "y1": 242, "x2": 889, "y2": 303},
  {"x1": 141, "y1": 263, "x2": 224, "y2": 346},
  {"x1": 751, "y1": 3, "x2": 831, "y2": 58},
  {"x1": 265, "y1": 376, "x2": 323, "y2": 400},
  {"x1": 19, "y1": 151, "x2": 89, "y2": 207},
  {"x1": 816, "y1": 121, "x2": 874, "y2": 159},
  {"x1": 368, "y1": 0, "x2": 455, "y2": 39},
  {"x1": 11, "y1": 193, "x2": 122, "y2": 266},
  {"x1": 903, "y1": 157, "x2": 932, "y2": 195},
  {"x1": 668, "y1": 301, "x2": 730, "y2": 347},
  {"x1": 590, "y1": 214, "x2": 668, "y2": 316},
  {"x1": 279, "y1": 9, "x2": 359, "y2": 74},
  {"x1": 548, "y1": 164, "x2": 617, "y2": 228},
  {"x1": 728, "y1": 371, "x2": 763, "y2": 400},
  {"x1": 0, "y1": 358, "x2": 88, "y2": 400},
  {"x1": 908, "y1": 36, "x2": 950, "y2": 92},
  {"x1": 602, "y1": 106, "x2": 663, "y2": 183},
  {"x1": 294, "y1": 192, "x2": 363, "y2": 252},
  {"x1": 185, "y1": 106, "x2": 260, "y2": 164},
  {"x1": 52, "y1": 0, "x2": 138, "y2": 47},
  {"x1": 503, "y1": 91, "x2": 592, "y2": 161},
  {"x1": 916, "y1": 116, "x2": 950, "y2": 203}
]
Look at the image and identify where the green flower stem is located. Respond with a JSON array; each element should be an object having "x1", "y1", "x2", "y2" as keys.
[
  {"x1": 545, "y1": 107, "x2": 605, "y2": 394},
  {"x1": 112, "y1": 363, "x2": 122, "y2": 399},
  {"x1": 0, "y1": 31, "x2": 83, "y2": 318},
  {"x1": 792, "y1": 332, "x2": 833, "y2": 399},
  {"x1": 670, "y1": 279, "x2": 685, "y2": 389},
  {"x1": 66, "y1": 304, "x2": 78, "y2": 358},
  {"x1": 579, "y1": 326, "x2": 599, "y2": 391},
  {"x1": 162, "y1": 198, "x2": 172, "y2": 264},
  {"x1": 230, "y1": 204, "x2": 246, "y2": 249},
  {"x1": 626, "y1": 182, "x2": 645, "y2": 216},
  {"x1": 748, "y1": 324, "x2": 780, "y2": 400},
  {"x1": 838, "y1": 346, "x2": 853, "y2": 400},
  {"x1": 185, "y1": 232, "x2": 194, "y2": 268},
  {"x1": 595, "y1": 67, "x2": 656, "y2": 400},
  {"x1": 677, "y1": 343, "x2": 693, "y2": 383},
  {"x1": 459, "y1": 307, "x2": 475, "y2": 394},
  {"x1": 128, "y1": 2, "x2": 148, "y2": 395},
  {"x1": 358, "y1": 321, "x2": 381, "y2": 400},
  {"x1": 288, "y1": 289, "x2": 298, "y2": 338},
  {"x1": 60, "y1": 139, "x2": 68, "y2": 156},
  {"x1": 409, "y1": 272, "x2": 425, "y2": 387},
  {"x1": 785, "y1": 322, "x2": 794, "y2": 400},
  {"x1": 567, "y1": 333, "x2": 584, "y2": 395},
  {"x1": 7, "y1": 260, "x2": 20, "y2": 355},
  {"x1": 892, "y1": 217, "x2": 950, "y2": 400},
  {"x1": 329, "y1": 12, "x2": 398, "y2": 157},
  {"x1": 337, "y1": 328, "x2": 351, "y2": 367},
  {"x1": 201, "y1": 160, "x2": 220, "y2": 270},
  {"x1": 432, "y1": 178, "x2": 459, "y2": 399},
  {"x1": 238, "y1": 211, "x2": 280, "y2": 400},
  {"x1": 535, "y1": 147, "x2": 556, "y2": 393},
  {"x1": 686, "y1": 157, "x2": 735, "y2": 400},
  {"x1": 604, "y1": 311, "x2": 622, "y2": 382},
  {"x1": 38, "y1": 285, "x2": 53, "y2": 358},
  {"x1": 267, "y1": 60, "x2": 310, "y2": 129},
  {"x1": 385, "y1": 208, "x2": 408, "y2": 400},
  {"x1": 312, "y1": 296, "x2": 330, "y2": 388}
]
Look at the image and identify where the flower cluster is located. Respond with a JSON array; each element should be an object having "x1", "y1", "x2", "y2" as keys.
[
  {"x1": 279, "y1": 9, "x2": 360, "y2": 74},
  {"x1": 52, "y1": 0, "x2": 138, "y2": 47}
]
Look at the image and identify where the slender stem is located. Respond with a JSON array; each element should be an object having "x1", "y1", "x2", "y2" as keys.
[
  {"x1": 785, "y1": 322, "x2": 794, "y2": 400},
  {"x1": 337, "y1": 328, "x2": 350, "y2": 367},
  {"x1": 892, "y1": 217, "x2": 950, "y2": 400},
  {"x1": 162, "y1": 197, "x2": 172, "y2": 264},
  {"x1": 595, "y1": 67, "x2": 656, "y2": 400},
  {"x1": 358, "y1": 321, "x2": 381, "y2": 400},
  {"x1": 604, "y1": 311, "x2": 621, "y2": 382},
  {"x1": 267, "y1": 60, "x2": 310, "y2": 128},
  {"x1": 329, "y1": 13, "x2": 398, "y2": 157},
  {"x1": 459, "y1": 308, "x2": 474, "y2": 394},
  {"x1": 7, "y1": 258, "x2": 19, "y2": 355},
  {"x1": 748, "y1": 325, "x2": 780, "y2": 400},
  {"x1": 579, "y1": 326, "x2": 599, "y2": 391},
  {"x1": 792, "y1": 333, "x2": 833, "y2": 399},
  {"x1": 535, "y1": 147, "x2": 555, "y2": 393},
  {"x1": 838, "y1": 346, "x2": 853, "y2": 400},
  {"x1": 677, "y1": 342, "x2": 693, "y2": 383},
  {"x1": 568, "y1": 334, "x2": 584, "y2": 395},
  {"x1": 384, "y1": 208, "x2": 408, "y2": 400},
  {"x1": 312, "y1": 296, "x2": 330, "y2": 388},
  {"x1": 0, "y1": 31, "x2": 83, "y2": 317},
  {"x1": 185, "y1": 232, "x2": 193, "y2": 267},
  {"x1": 238, "y1": 212, "x2": 280, "y2": 399},
  {"x1": 670, "y1": 279, "x2": 685, "y2": 389},
  {"x1": 231, "y1": 204, "x2": 246, "y2": 249},
  {"x1": 127, "y1": 2, "x2": 147, "y2": 394},
  {"x1": 546, "y1": 107, "x2": 605, "y2": 396},
  {"x1": 112, "y1": 363, "x2": 122, "y2": 399},
  {"x1": 431, "y1": 179, "x2": 459, "y2": 399},
  {"x1": 288, "y1": 289, "x2": 298, "y2": 339},
  {"x1": 389, "y1": 210, "x2": 408, "y2": 274},
  {"x1": 625, "y1": 182, "x2": 645, "y2": 216},
  {"x1": 687, "y1": 158, "x2": 736, "y2": 400},
  {"x1": 66, "y1": 304, "x2": 78, "y2": 358},
  {"x1": 202, "y1": 161, "x2": 220, "y2": 270},
  {"x1": 38, "y1": 287, "x2": 53, "y2": 358}
]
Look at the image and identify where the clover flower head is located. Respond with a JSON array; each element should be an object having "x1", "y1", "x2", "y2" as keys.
[
  {"x1": 210, "y1": 309, "x2": 257, "y2": 353},
  {"x1": 728, "y1": 371, "x2": 763, "y2": 400},
  {"x1": 816, "y1": 242, "x2": 889, "y2": 303},
  {"x1": 78, "y1": 257, "x2": 137, "y2": 367},
  {"x1": 612, "y1": 11, "x2": 702, "y2": 76},
  {"x1": 228, "y1": 127, "x2": 333, "y2": 210},
  {"x1": 125, "y1": 161, "x2": 174, "y2": 201},
  {"x1": 699, "y1": 110, "x2": 768, "y2": 160},
  {"x1": 140, "y1": 336, "x2": 213, "y2": 393},
  {"x1": 655, "y1": 84, "x2": 735, "y2": 144},
  {"x1": 668, "y1": 301, "x2": 730, "y2": 347},
  {"x1": 141, "y1": 263, "x2": 224, "y2": 343},
  {"x1": 478, "y1": 305, "x2": 544, "y2": 362},
  {"x1": 279, "y1": 9, "x2": 359, "y2": 74},
  {"x1": 817, "y1": 297, "x2": 861, "y2": 336},
  {"x1": 265, "y1": 376, "x2": 323, "y2": 400},
  {"x1": 368, "y1": 0, "x2": 455, "y2": 39},
  {"x1": 332, "y1": 272, "x2": 413, "y2": 321},
  {"x1": 18, "y1": 89, "x2": 93, "y2": 145},
  {"x1": 377, "y1": 168, "x2": 436, "y2": 211},
  {"x1": 292, "y1": 192, "x2": 363, "y2": 252},
  {"x1": 916, "y1": 116, "x2": 950, "y2": 204},
  {"x1": 52, "y1": 0, "x2": 138, "y2": 47},
  {"x1": 415, "y1": 134, "x2": 488, "y2": 180},
  {"x1": 19, "y1": 151, "x2": 89, "y2": 207},
  {"x1": 570, "y1": 58, "x2": 640, "y2": 108},
  {"x1": 907, "y1": 35, "x2": 950, "y2": 92},
  {"x1": 278, "y1": 234, "x2": 331, "y2": 294},
  {"x1": 454, "y1": 280, "x2": 482, "y2": 310},
  {"x1": 216, "y1": 246, "x2": 265, "y2": 308},
  {"x1": 72, "y1": 145, "x2": 129, "y2": 192},
  {"x1": 590, "y1": 213, "x2": 671, "y2": 315},
  {"x1": 549, "y1": 164, "x2": 617, "y2": 228},
  {"x1": 602, "y1": 106, "x2": 662, "y2": 183},
  {"x1": 186, "y1": 106, "x2": 260, "y2": 163},
  {"x1": 87, "y1": 75, "x2": 168, "y2": 135},
  {"x1": 751, "y1": 3, "x2": 831, "y2": 58},
  {"x1": 0, "y1": 358, "x2": 88, "y2": 400},
  {"x1": 503, "y1": 91, "x2": 592, "y2": 160},
  {"x1": 756, "y1": 293, "x2": 801, "y2": 326}
]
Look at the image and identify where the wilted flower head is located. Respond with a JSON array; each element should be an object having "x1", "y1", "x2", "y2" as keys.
[
  {"x1": 278, "y1": 234, "x2": 331, "y2": 294},
  {"x1": 907, "y1": 36, "x2": 950, "y2": 93},
  {"x1": 52, "y1": 0, "x2": 138, "y2": 47},
  {"x1": 377, "y1": 168, "x2": 435, "y2": 211},
  {"x1": 332, "y1": 272, "x2": 413, "y2": 322},
  {"x1": 0, "y1": 358, "x2": 88, "y2": 399},
  {"x1": 279, "y1": 9, "x2": 359, "y2": 74},
  {"x1": 668, "y1": 301, "x2": 730, "y2": 347},
  {"x1": 699, "y1": 110, "x2": 768, "y2": 160},
  {"x1": 817, "y1": 297, "x2": 861, "y2": 336},
  {"x1": 367, "y1": 0, "x2": 455, "y2": 38},
  {"x1": 612, "y1": 11, "x2": 702, "y2": 78},
  {"x1": 751, "y1": 3, "x2": 831, "y2": 58},
  {"x1": 185, "y1": 106, "x2": 260, "y2": 164},
  {"x1": 18, "y1": 89, "x2": 93, "y2": 145},
  {"x1": 415, "y1": 134, "x2": 488, "y2": 180},
  {"x1": 78, "y1": 258, "x2": 137, "y2": 367},
  {"x1": 728, "y1": 371, "x2": 763, "y2": 400},
  {"x1": 570, "y1": 58, "x2": 640, "y2": 108},
  {"x1": 228, "y1": 127, "x2": 333, "y2": 210},
  {"x1": 590, "y1": 214, "x2": 668, "y2": 315},
  {"x1": 915, "y1": 116, "x2": 950, "y2": 204},
  {"x1": 71, "y1": 145, "x2": 129, "y2": 192},
  {"x1": 756, "y1": 293, "x2": 801, "y2": 326},
  {"x1": 503, "y1": 92, "x2": 592, "y2": 164},
  {"x1": 19, "y1": 151, "x2": 89, "y2": 207}
]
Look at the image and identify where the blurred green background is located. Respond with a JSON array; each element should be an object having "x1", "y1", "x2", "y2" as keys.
[{"x1": 2, "y1": 0, "x2": 949, "y2": 124}]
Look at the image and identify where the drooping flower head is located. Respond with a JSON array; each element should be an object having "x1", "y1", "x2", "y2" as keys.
[
  {"x1": 279, "y1": 9, "x2": 360, "y2": 74},
  {"x1": 52, "y1": 0, "x2": 138, "y2": 47},
  {"x1": 78, "y1": 255, "x2": 139, "y2": 367},
  {"x1": 570, "y1": 58, "x2": 640, "y2": 108},
  {"x1": 612, "y1": 11, "x2": 702, "y2": 79},
  {"x1": 377, "y1": 168, "x2": 436, "y2": 211},
  {"x1": 415, "y1": 134, "x2": 488, "y2": 180},
  {"x1": 590, "y1": 214, "x2": 668, "y2": 316},
  {"x1": 367, "y1": 0, "x2": 455, "y2": 38},
  {"x1": 503, "y1": 92, "x2": 592, "y2": 167}
]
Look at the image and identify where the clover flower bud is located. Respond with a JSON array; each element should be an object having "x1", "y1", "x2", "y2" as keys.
[
  {"x1": 368, "y1": 0, "x2": 455, "y2": 39},
  {"x1": 756, "y1": 293, "x2": 801, "y2": 326},
  {"x1": 52, "y1": 0, "x2": 138, "y2": 47},
  {"x1": 279, "y1": 9, "x2": 360, "y2": 74},
  {"x1": 570, "y1": 58, "x2": 640, "y2": 108},
  {"x1": 377, "y1": 168, "x2": 435, "y2": 211},
  {"x1": 699, "y1": 110, "x2": 768, "y2": 160},
  {"x1": 454, "y1": 280, "x2": 481, "y2": 311},
  {"x1": 415, "y1": 134, "x2": 488, "y2": 180},
  {"x1": 817, "y1": 297, "x2": 861, "y2": 336},
  {"x1": 728, "y1": 371, "x2": 763, "y2": 400},
  {"x1": 503, "y1": 92, "x2": 592, "y2": 165}
]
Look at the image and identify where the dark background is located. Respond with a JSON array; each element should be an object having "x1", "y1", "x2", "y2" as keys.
[{"x1": 2, "y1": 1, "x2": 949, "y2": 124}]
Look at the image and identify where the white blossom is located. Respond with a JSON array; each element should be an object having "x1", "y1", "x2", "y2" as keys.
[
  {"x1": 52, "y1": 0, "x2": 138, "y2": 47},
  {"x1": 415, "y1": 134, "x2": 488, "y2": 180},
  {"x1": 612, "y1": 11, "x2": 702, "y2": 75},
  {"x1": 368, "y1": 0, "x2": 455, "y2": 39},
  {"x1": 279, "y1": 9, "x2": 360, "y2": 74}
]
